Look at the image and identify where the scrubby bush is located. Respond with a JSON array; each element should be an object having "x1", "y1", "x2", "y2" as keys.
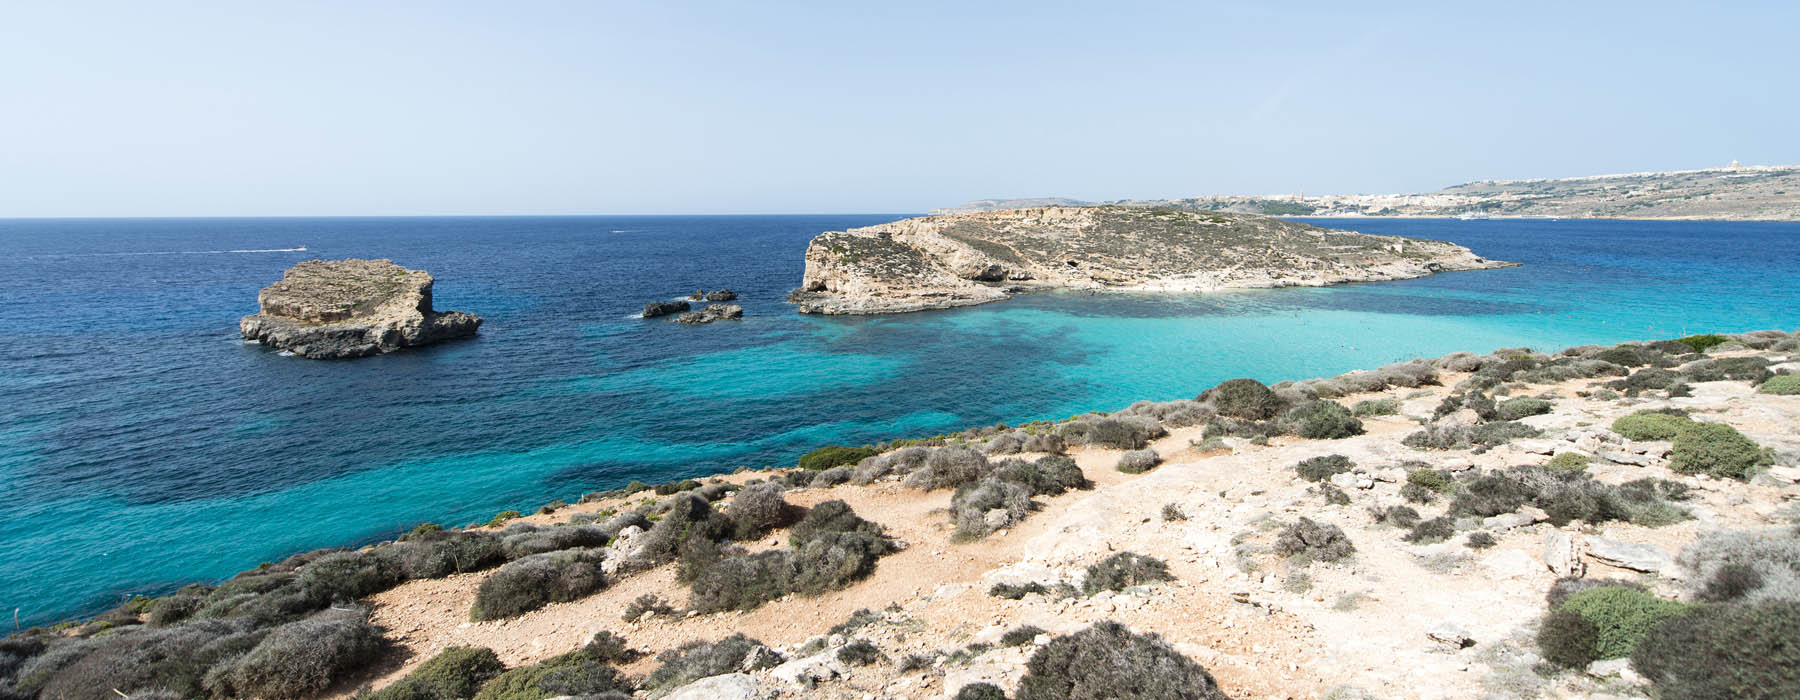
[
  {"x1": 1683, "y1": 356, "x2": 1774, "y2": 384},
  {"x1": 1678, "y1": 528, "x2": 1800, "y2": 604},
  {"x1": 1609, "y1": 368, "x2": 1682, "y2": 393},
  {"x1": 1402, "y1": 421, "x2": 1541, "y2": 451},
  {"x1": 1537, "y1": 608, "x2": 1602, "y2": 668},
  {"x1": 1161, "y1": 503, "x2": 1189, "y2": 521},
  {"x1": 1377, "y1": 505, "x2": 1421, "y2": 529},
  {"x1": 1295, "y1": 454, "x2": 1352, "y2": 482},
  {"x1": 1593, "y1": 344, "x2": 1673, "y2": 368},
  {"x1": 952, "y1": 478, "x2": 1034, "y2": 540},
  {"x1": 1465, "y1": 532, "x2": 1497, "y2": 549},
  {"x1": 1060, "y1": 416, "x2": 1164, "y2": 450},
  {"x1": 1407, "y1": 468, "x2": 1455, "y2": 494},
  {"x1": 1495, "y1": 397, "x2": 1553, "y2": 421},
  {"x1": 1015, "y1": 621, "x2": 1227, "y2": 700},
  {"x1": 725, "y1": 482, "x2": 798, "y2": 540},
  {"x1": 989, "y1": 455, "x2": 1091, "y2": 496},
  {"x1": 622, "y1": 593, "x2": 676, "y2": 621},
  {"x1": 210, "y1": 608, "x2": 384, "y2": 699},
  {"x1": 1552, "y1": 586, "x2": 1688, "y2": 661},
  {"x1": 1082, "y1": 552, "x2": 1174, "y2": 594},
  {"x1": 367, "y1": 646, "x2": 505, "y2": 700},
  {"x1": 1400, "y1": 482, "x2": 1436, "y2": 504},
  {"x1": 1547, "y1": 452, "x2": 1590, "y2": 471},
  {"x1": 1002, "y1": 624, "x2": 1047, "y2": 647},
  {"x1": 1115, "y1": 449, "x2": 1160, "y2": 474},
  {"x1": 837, "y1": 640, "x2": 883, "y2": 666},
  {"x1": 1669, "y1": 422, "x2": 1770, "y2": 479},
  {"x1": 688, "y1": 502, "x2": 895, "y2": 613},
  {"x1": 957, "y1": 682, "x2": 1008, "y2": 700},
  {"x1": 469, "y1": 548, "x2": 607, "y2": 621},
  {"x1": 989, "y1": 581, "x2": 1077, "y2": 600},
  {"x1": 1351, "y1": 398, "x2": 1400, "y2": 416},
  {"x1": 1404, "y1": 517, "x2": 1455, "y2": 544},
  {"x1": 1673, "y1": 334, "x2": 1732, "y2": 353},
  {"x1": 798, "y1": 445, "x2": 880, "y2": 471},
  {"x1": 644, "y1": 634, "x2": 773, "y2": 692},
  {"x1": 1611, "y1": 411, "x2": 1692, "y2": 441},
  {"x1": 903, "y1": 446, "x2": 991, "y2": 491},
  {"x1": 1274, "y1": 518, "x2": 1355, "y2": 562},
  {"x1": 653, "y1": 479, "x2": 702, "y2": 496},
  {"x1": 985, "y1": 433, "x2": 1026, "y2": 454},
  {"x1": 471, "y1": 641, "x2": 633, "y2": 700},
  {"x1": 1319, "y1": 484, "x2": 1352, "y2": 506},
  {"x1": 1630, "y1": 601, "x2": 1800, "y2": 699},
  {"x1": 1021, "y1": 433, "x2": 1066, "y2": 454},
  {"x1": 1278, "y1": 400, "x2": 1364, "y2": 439},
  {"x1": 812, "y1": 467, "x2": 853, "y2": 487},
  {"x1": 790, "y1": 499, "x2": 886, "y2": 544},
  {"x1": 498, "y1": 524, "x2": 611, "y2": 560},
  {"x1": 1197, "y1": 378, "x2": 1288, "y2": 420},
  {"x1": 631, "y1": 493, "x2": 733, "y2": 567},
  {"x1": 27, "y1": 618, "x2": 263, "y2": 700},
  {"x1": 1760, "y1": 375, "x2": 1800, "y2": 395}
]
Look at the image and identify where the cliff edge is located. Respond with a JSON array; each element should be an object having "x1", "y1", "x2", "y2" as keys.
[
  {"x1": 240, "y1": 258, "x2": 481, "y2": 359},
  {"x1": 790, "y1": 206, "x2": 1512, "y2": 314}
]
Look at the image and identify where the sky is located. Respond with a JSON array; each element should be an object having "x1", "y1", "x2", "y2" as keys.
[{"x1": 1, "y1": 1, "x2": 1796, "y2": 216}]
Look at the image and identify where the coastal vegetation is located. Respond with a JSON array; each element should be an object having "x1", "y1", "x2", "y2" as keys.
[{"x1": 4, "y1": 330, "x2": 1795, "y2": 699}]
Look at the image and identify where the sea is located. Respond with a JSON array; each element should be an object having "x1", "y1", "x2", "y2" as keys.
[{"x1": 2, "y1": 214, "x2": 1797, "y2": 624}]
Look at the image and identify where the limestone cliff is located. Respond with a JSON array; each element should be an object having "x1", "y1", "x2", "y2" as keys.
[
  {"x1": 240, "y1": 258, "x2": 481, "y2": 358},
  {"x1": 790, "y1": 207, "x2": 1512, "y2": 314}
]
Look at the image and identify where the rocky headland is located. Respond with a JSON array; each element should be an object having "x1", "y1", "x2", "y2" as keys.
[
  {"x1": 239, "y1": 258, "x2": 481, "y2": 359},
  {"x1": 789, "y1": 206, "x2": 1511, "y2": 315},
  {"x1": 10, "y1": 331, "x2": 1799, "y2": 700}
]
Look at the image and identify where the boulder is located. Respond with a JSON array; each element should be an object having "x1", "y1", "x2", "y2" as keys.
[
  {"x1": 705, "y1": 289, "x2": 739, "y2": 301},
  {"x1": 662, "y1": 673, "x2": 763, "y2": 700},
  {"x1": 643, "y1": 300, "x2": 691, "y2": 318},
  {"x1": 1544, "y1": 531, "x2": 1585, "y2": 578},
  {"x1": 239, "y1": 258, "x2": 481, "y2": 359},
  {"x1": 1584, "y1": 537, "x2": 1675, "y2": 575},
  {"x1": 676, "y1": 304, "x2": 743, "y2": 325}
]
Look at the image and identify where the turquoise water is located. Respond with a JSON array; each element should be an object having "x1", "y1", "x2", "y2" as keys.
[{"x1": 1, "y1": 215, "x2": 1796, "y2": 623}]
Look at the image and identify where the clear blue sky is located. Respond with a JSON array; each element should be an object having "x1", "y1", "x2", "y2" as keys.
[{"x1": 2, "y1": 1, "x2": 1795, "y2": 216}]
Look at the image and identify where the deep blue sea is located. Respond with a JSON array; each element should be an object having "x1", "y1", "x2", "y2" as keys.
[{"x1": 2, "y1": 215, "x2": 1797, "y2": 624}]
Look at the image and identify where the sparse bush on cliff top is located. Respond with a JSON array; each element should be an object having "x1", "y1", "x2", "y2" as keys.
[
  {"x1": 469, "y1": 548, "x2": 607, "y2": 621},
  {"x1": 1672, "y1": 333, "x2": 1732, "y2": 353},
  {"x1": 903, "y1": 445, "x2": 991, "y2": 491},
  {"x1": 1402, "y1": 420, "x2": 1540, "y2": 451},
  {"x1": 1198, "y1": 377, "x2": 1288, "y2": 420},
  {"x1": 1082, "y1": 552, "x2": 1174, "y2": 594},
  {"x1": 1630, "y1": 601, "x2": 1800, "y2": 700},
  {"x1": 798, "y1": 445, "x2": 880, "y2": 471},
  {"x1": 811, "y1": 466, "x2": 852, "y2": 486},
  {"x1": 952, "y1": 477, "x2": 1034, "y2": 540},
  {"x1": 1115, "y1": 448, "x2": 1160, "y2": 474},
  {"x1": 725, "y1": 481, "x2": 798, "y2": 540},
  {"x1": 1611, "y1": 410, "x2": 1693, "y2": 441},
  {"x1": 28, "y1": 618, "x2": 262, "y2": 700},
  {"x1": 498, "y1": 524, "x2": 611, "y2": 560},
  {"x1": 989, "y1": 455, "x2": 1091, "y2": 496},
  {"x1": 1059, "y1": 415, "x2": 1164, "y2": 450},
  {"x1": 1547, "y1": 452, "x2": 1590, "y2": 471},
  {"x1": 1591, "y1": 344, "x2": 1675, "y2": 368},
  {"x1": 1016, "y1": 621, "x2": 1228, "y2": 700},
  {"x1": 1295, "y1": 454, "x2": 1352, "y2": 482},
  {"x1": 1609, "y1": 367, "x2": 1681, "y2": 392},
  {"x1": 1670, "y1": 422, "x2": 1770, "y2": 480},
  {"x1": 1495, "y1": 396, "x2": 1552, "y2": 420},
  {"x1": 688, "y1": 500, "x2": 896, "y2": 613},
  {"x1": 1277, "y1": 400, "x2": 1364, "y2": 439},
  {"x1": 631, "y1": 492, "x2": 733, "y2": 567},
  {"x1": 644, "y1": 634, "x2": 774, "y2": 693},
  {"x1": 1683, "y1": 355, "x2": 1774, "y2": 384},
  {"x1": 1540, "y1": 586, "x2": 1688, "y2": 665},
  {"x1": 1274, "y1": 518, "x2": 1355, "y2": 562},
  {"x1": 209, "y1": 607, "x2": 384, "y2": 700},
  {"x1": 366, "y1": 646, "x2": 505, "y2": 700}
]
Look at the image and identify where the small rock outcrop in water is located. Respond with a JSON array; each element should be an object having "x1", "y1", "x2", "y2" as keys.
[
  {"x1": 643, "y1": 300, "x2": 691, "y2": 318},
  {"x1": 676, "y1": 304, "x2": 743, "y2": 324},
  {"x1": 790, "y1": 206, "x2": 1516, "y2": 314},
  {"x1": 240, "y1": 259, "x2": 481, "y2": 359},
  {"x1": 687, "y1": 289, "x2": 740, "y2": 302}
]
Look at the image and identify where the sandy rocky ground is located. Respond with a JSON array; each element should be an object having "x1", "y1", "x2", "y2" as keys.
[{"x1": 343, "y1": 348, "x2": 1800, "y2": 700}]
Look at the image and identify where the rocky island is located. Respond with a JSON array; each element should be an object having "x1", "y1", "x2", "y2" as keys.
[
  {"x1": 790, "y1": 206, "x2": 1511, "y2": 314},
  {"x1": 240, "y1": 258, "x2": 482, "y2": 359}
]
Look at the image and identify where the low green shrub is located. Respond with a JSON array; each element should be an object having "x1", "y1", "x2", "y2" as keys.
[
  {"x1": 1115, "y1": 449, "x2": 1160, "y2": 474},
  {"x1": 367, "y1": 646, "x2": 505, "y2": 700},
  {"x1": 1406, "y1": 468, "x2": 1455, "y2": 494},
  {"x1": 1350, "y1": 398, "x2": 1400, "y2": 416},
  {"x1": 1611, "y1": 411, "x2": 1693, "y2": 441},
  {"x1": 1495, "y1": 397, "x2": 1553, "y2": 421},
  {"x1": 487, "y1": 510, "x2": 522, "y2": 527},
  {"x1": 1557, "y1": 586, "x2": 1689, "y2": 661},
  {"x1": 1015, "y1": 621, "x2": 1228, "y2": 700},
  {"x1": 1295, "y1": 454, "x2": 1352, "y2": 482},
  {"x1": 1404, "y1": 517, "x2": 1455, "y2": 544},
  {"x1": 1669, "y1": 422, "x2": 1770, "y2": 479},
  {"x1": 951, "y1": 478, "x2": 1034, "y2": 540},
  {"x1": 725, "y1": 482, "x2": 798, "y2": 540},
  {"x1": 798, "y1": 445, "x2": 880, "y2": 471},
  {"x1": 1672, "y1": 334, "x2": 1730, "y2": 353},
  {"x1": 469, "y1": 548, "x2": 607, "y2": 621},
  {"x1": 653, "y1": 479, "x2": 701, "y2": 496},
  {"x1": 903, "y1": 446, "x2": 992, "y2": 491},
  {"x1": 643, "y1": 634, "x2": 774, "y2": 693},
  {"x1": 1082, "y1": 552, "x2": 1174, "y2": 595},
  {"x1": 1400, "y1": 482, "x2": 1436, "y2": 504},
  {"x1": 1630, "y1": 601, "x2": 1800, "y2": 699},
  {"x1": 471, "y1": 643, "x2": 632, "y2": 700},
  {"x1": 1759, "y1": 375, "x2": 1800, "y2": 395},
  {"x1": 837, "y1": 639, "x2": 883, "y2": 666},
  {"x1": 1547, "y1": 452, "x2": 1590, "y2": 471},
  {"x1": 1002, "y1": 624, "x2": 1047, "y2": 647},
  {"x1": 956, "y1": 682, "x2": 1008, "y2": 700},
  {"x1": 211, "y1": 608, "x2": 384, "y2": 699},
  {"x1": 1377, "y1": 505, "x2": 1421, "y2": 528},
  {"x1": 1537, "y1": 608, "x2": 1601, "y2": 668},
  {"x1": 1465, "y1": 532, "x2": 1497, "y2": 549},
  {"x1": 1278, "y1": 400, "x2": 1364, "y2": 439},
  {"x1": 1197, "y1": 378, "x2": 1288, "y2": 420},
  {"x1": 1683, "y1": 356, "x2": 1774, "y2": 384},
  {"x1": 990, "y1": 455, "x2": 1091, "y2": 496}
]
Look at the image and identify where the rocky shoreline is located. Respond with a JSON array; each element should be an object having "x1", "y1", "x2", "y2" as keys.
[
  {"x1": 8, "y1": 330, "x2": 1798, "y2": 700},
  {"x1": 240, "y1": 259, "x2": 481, "y2": 359},
  {"x1": 789, "y1": 206, "x2": 1514, "y2": 315}
]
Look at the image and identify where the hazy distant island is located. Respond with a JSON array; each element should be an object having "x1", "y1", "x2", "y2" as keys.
[
  {"x1": 789, "y1": 206, "x2": 1511, "y2": 315},
  {"x1": 935, "y1": 164, "x2": 1800, "y2": 221},
  {"x1": 240, "y1": 258, "x2": 481, "y2": 359}
]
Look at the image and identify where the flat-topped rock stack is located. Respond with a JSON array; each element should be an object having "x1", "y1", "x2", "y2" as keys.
[{"x1": 240, "y1": 258, "x2": 481, "y2": 359}]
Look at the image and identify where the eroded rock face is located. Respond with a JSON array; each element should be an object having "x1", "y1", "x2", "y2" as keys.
[
  {"x1": 239, "y1": 259, "x2": 481, "y2": 359},
  {"x1": 643, "y1": 300, "x2": 691, "y2": 318},
  {"x1": 790, "y1": 206, "x2": 1516, "y2": 314},
  {"x1": 676, "y1": 304, "x2": 743, "y2": 325}
]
